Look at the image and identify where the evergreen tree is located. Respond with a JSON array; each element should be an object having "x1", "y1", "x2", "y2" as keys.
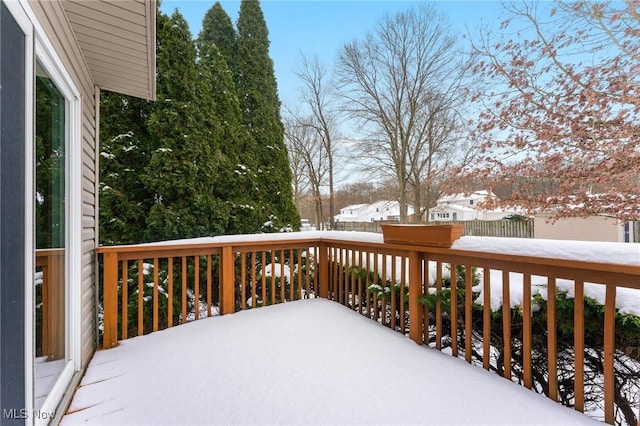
[
  {"x1": 99, "y1": 92, "x2": 154, "y2": 244},
  {"x1": 197, "y1": 2, "x2": 237, "y2": 68},
  {"x1": 142, "y1": 10, "x2": 229, "y2": 241},
  {"x1": 235, "y1": 0, "x2": 299, "y2": 228},
  {"x1": 197, "y1": 42, "x2": 264, "y2": 234}
]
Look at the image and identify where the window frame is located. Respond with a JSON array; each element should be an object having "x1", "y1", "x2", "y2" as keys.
[
  {"x1": 3, "y1": 1, "x2": 83, "y2": 423},
  {"x1": 33, "y1": 34, "x2": 82, "y2": 425}
]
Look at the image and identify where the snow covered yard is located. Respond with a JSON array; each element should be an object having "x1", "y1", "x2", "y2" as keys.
[{"x1": 63, "y1": 299, "x2": 595, "y2": 425}]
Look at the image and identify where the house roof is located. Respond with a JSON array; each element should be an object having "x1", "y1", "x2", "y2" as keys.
[
  {"x1": 432, "y1": 204, "x2": 476, "y2": 213},
  {"x1": 341, "y1": 204, "x2": 367, "y2": 211},
  {"x1": 62, "y1": 0, "x2": 156, "y2": 101},
  {"x1": 437, "y1": 190, "x2": 494, "y2": 204}
]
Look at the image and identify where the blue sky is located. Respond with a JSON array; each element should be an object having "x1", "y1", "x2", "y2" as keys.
[{"x1": 159, "y1": 1, "x2": 505, "y2": 105}]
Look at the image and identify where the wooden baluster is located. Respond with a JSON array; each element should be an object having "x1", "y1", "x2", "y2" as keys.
[
  {"x1": 373, "y1": 252, "x2": 379, "y2": 322},
  {"x1": 138, "y1": 258, "x2": 144, "y2": 335},
  {"x1": 303, "y1": 249, "x2": 309, "y2": 299},
  {"x1": 483, "y1": 267, "x2": 490, "y2": 370},
  {"x1": 603, "y1": 284, "x2": 616, "y2": 424},
  {"x1": 261, "y1": 251, "x2": 267, "y2": 306},
  {"x1": 280, "y1": 250, "x2": 287, "y2": 303},
  {"x1": 207, "y1": 255, "x2": 212, "y2": 316},
  {"x1": 381, "y1": 254, "x2": 387, "y2": 327},
  {"x1": 502, "y1": 270, "x2": 511, "y2": 379},
  {"x1": 181, "y1": 256, "x2": 187, "y2": 323},
  {"x1": 523, "y1": 273, "x2": 532, "y2": 389},
  {"x1": 574, "y1": 279, "x2": 585, "y2": 412},
  {"x1": 297, "y1": 249, "x2": 302, "y2": 300},
  {"x1": 400, "y1": 256, "x2": 406, "y2": 333},
  {"x1": 251, "y1": 252, "x2": 257, "y2": 308},
  {"x1": 423, "y1": 257, "x2": 430, "y2": 345},
  {"x1": 289, "y1": 250, "x2": 294, "y2": 301},
  {"x1": 271, "y1": 252, "x2": 276, "y2": 305},
  {"x1": 391, "y1": 255, "x2": 397, "y2": 331},
  {"x1": 241, "y1": 253, "x2": 246, "y2": 310},
  {"x1": 153, "y1": 257, "x2": 159, "y2": 332},
  {"x1": 358, "y1": 250, "x2": 364, "y2": 315},
  {"x1": 350, "y1": 249, "x2": 355, "y2": 310},
  {"x1": 280, "y1": 250, "x2": 286, "y2": 303},
  {"x1": 338, "y1": 248, "x2": 343, "y2": 305},
  {"x1": 450, "y1": 264, "x2": 458, "y2": 357},
  {"x1": 365, "y1": 251, "x2": 370, "y2": 318},
  {"x1": 168, "y1": 257, "x2": 173, "y2": 327},
  {"x1": 194, "y1": 256, "x2": 200, "y2": 320},
  {"x1": 436, "y1": 261, "x2": 442, "y2": 350},
  {"x1": 122, "y1": 260, "x2": 128, "y2": 340},
  {"x1": 547, "y1": 277, "x2": 557, "y2": 401}
]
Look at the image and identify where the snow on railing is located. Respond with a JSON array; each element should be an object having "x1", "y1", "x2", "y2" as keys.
[{"x1": 98, "y1": 232, "x2": 640, "y2": 425}]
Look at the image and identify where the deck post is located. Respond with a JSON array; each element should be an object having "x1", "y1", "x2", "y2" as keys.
[
  {"x1": 102, "y1": 252, "x2": 119, "y2": 349},
  {"x1": 408, "y1": 250, "x2": 423, "y2": 344},
  {"x1": 318, "y1": 242, "x2": 328, "y2": 299},
  {"x1": 220, "y1": 245, "x2": 235, "y2": 315}
]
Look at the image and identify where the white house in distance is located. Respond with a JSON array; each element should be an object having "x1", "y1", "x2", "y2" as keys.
[
  {"x1": 535, "y1": 213, "x2": 637, "y2": 243},
  {"x1": 428, "y1": 190, "x2": 522, "y2": 222},
  {"x1": 334, "y1": 200, "x2": 415, "y2": 223}
]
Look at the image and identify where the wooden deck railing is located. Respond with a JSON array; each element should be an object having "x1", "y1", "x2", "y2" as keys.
[{"x1": 98, "y1": 233, "x2": 640, "y2": 425}]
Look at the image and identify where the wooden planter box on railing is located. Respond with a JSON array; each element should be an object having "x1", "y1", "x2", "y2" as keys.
[{"x1": 97, "y1": 233, "x2": 640, "y2": 425}]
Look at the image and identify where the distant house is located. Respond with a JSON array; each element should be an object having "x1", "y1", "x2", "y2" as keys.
[
  {"x1": 334, "y1": 200, "x2": 414, "y2": 223},
  {"x1": 428, "y1": 190, "x2": 521, "y2": 222},
  {"x1": 534, "y1": 213, "x2": 638, "y2": 243}
]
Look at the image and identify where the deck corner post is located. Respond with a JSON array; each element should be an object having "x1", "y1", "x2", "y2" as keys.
[
  {"x1": 318, "y1": 242, "x2": 328, "y2": 299},
  {"x1": 408, "y1": 250, "x2": 423, "y2": 344},
  {"x1": 102, "y1": 251, "x2": 119, "y2": 349},
  {"x1": 220, "y1": 245, "x2": 235, "y2": 315}
]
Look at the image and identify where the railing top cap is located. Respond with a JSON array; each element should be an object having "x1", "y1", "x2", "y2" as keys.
[{"x1": 98, "y1": 232, "x2": 640, "y2": 270}]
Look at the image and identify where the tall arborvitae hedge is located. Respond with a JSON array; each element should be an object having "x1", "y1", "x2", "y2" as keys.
[
  {"x1": 143, "y1": 11, "x2": 231, "y2": 241},
  {"x1": 100, "y1": 3, "x2": 299, "y2": 244},
  {"x1": 234, "y1": 0, "x2": 299, "y2": 228},
  {"x1": 197, "y1": 2, "x2": 237, "y2": 69},
  {"x1": 99, "y1": 93, "x2": 154, "y2": 245}
]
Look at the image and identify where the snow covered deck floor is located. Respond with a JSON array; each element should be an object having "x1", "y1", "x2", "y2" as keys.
[{"x1": 62, "y1": 299, "x2": 595, "y2": 425}]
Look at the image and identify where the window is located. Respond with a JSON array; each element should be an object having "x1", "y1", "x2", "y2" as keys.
[
  {"x1": 32, "y1": 37, "x2": 82, "y2": 418},
  {"x1": 0, "y1": 3, "x2": 81, "y2": 421},
  {"x1": 470, "y1": 199, "x2": 474, "y2": 205},
  {"x1": 34, "y1": 61, "x2": 67, "y2": 409}
]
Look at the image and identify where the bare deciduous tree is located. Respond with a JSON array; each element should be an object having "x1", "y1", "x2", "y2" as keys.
[
  {"x1": 284, "y1": 113, "x2": 328, "y2": 229},
  {"x1": 294, "y1": 55, "x2": 341, "y2": 229},
  {"x1": 336, "y1": 4, "x2": 474, "y2": 223}
]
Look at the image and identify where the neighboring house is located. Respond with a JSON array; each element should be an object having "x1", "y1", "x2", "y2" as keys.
[
  {"x1": 428, "y1": 190, "x2": 521, "y2": 222},
  {"x1": 0, "y1": 1, "x2": 155, "y2": 424},
  {"x1": 334, "y1": 200, "x2": 414, "y2": 223},
  {"x1": 429, "y1": 203, "x2": 478, "y2": 222},
  {"x1": 534, "y1": 213, "x2": 637, "y2": 243}
]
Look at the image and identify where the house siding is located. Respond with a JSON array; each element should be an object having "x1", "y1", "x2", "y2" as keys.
[
  {"x1": 534, "y1": 214, "x2": 623, "y2": 242},
  {"x1": 29, "y1": 0, "x2": 98, "y2": 368}
]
